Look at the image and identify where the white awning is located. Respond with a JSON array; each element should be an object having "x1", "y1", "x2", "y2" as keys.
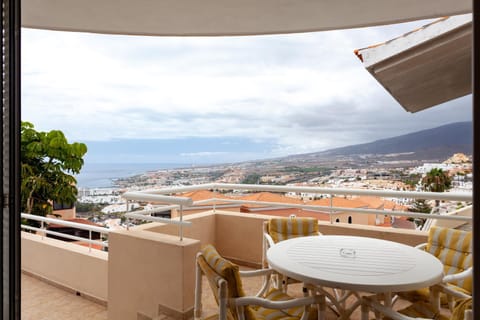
[
  {"x1": 355, "y1": 14, "x2": 472, "y2": 113},
  {"x1": 22, "y1": 0, "x2": 471, "y2": 36}
]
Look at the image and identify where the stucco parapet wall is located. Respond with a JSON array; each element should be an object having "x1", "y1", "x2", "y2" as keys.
[
  {"x1": 108, "y1": 228, "x2": 201, "y2": 320},
  {"x1": 21, "y1": 231, "x2": 108, "y2": 303},
  {"x1": 123, "y1": 210, "x2": 427, "y2": 271},
  {"x1": 214, "y1": 210, "x2": 428, "y2": 247},
  {"x1": 22, "y1": 231, "x2": 108, "y2": 258},
  {"x1": 115, "y1": 225, "x2": 200, "y2": 246}
]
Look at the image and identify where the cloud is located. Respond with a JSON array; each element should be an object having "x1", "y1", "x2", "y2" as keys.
[{"x1": 22, "y1": 19, "x2": 472, "y2": 163}]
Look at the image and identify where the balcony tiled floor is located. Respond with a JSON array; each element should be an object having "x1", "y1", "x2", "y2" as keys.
[
  {"x1": 22, "y1": 273, "x2": 107, "y2": 320},
  {"x1": 23, "y1": 268, "x2": 414, "y2": 320}
]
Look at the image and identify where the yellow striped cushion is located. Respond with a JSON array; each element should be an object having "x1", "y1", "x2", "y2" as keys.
[
  {"x1": 397, "y1": 284, "x2": 470, "y2": 306},
  {"x1": 268, "y1": 218, "x2": 319, "y2": 243},
  {"x1": 426, "y1": 227, "x2": 472, "y2": 292},
  {"x1": 451, "y1": 298, "x2": 472, "y2": 320},
  {"x1": 397, "y1": 302, "x2": 449, "y2": 320},
  {"x1": 200, "y1": 245, "x2": 248, "y2": 320},
  {"x1": 253, "y1": 289, "x2": 303, "y2": 320}
]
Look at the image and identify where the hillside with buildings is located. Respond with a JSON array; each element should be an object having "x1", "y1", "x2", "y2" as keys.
[
  {"x1": 70, "y1": 122, "x2": 472, "y2": 231},
  {"x1": 282, "y1": 121, "x2": 472, "y2": 163}
]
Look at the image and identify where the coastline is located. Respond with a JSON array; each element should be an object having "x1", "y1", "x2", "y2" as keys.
[{"x1": 75, "y1": 162, "x2": 189, "y2": 188}]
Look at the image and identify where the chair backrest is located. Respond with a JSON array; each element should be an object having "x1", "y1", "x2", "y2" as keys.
[
  {"x1": 267, "y1": 217, "x2": 319, "y2": 244},
  {"x1": 197, "y1": 244, "x2": 251, "y2": 320},
  {"x1": 426, "y1": 226, "x2": 473, "y2": 292}
]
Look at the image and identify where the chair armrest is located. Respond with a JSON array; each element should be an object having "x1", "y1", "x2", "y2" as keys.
[
  {"x1": 239, "y1": 268, "x2": 277, "y2": 297},
  {"x1": 432, "y1": 283, "x2": 471, "y2": 300},
  {"x1": 443, "y1": 267, "x2": 472, "y2": 284},
  {"x1": 264, "y1": 233, "x2": 275, "y2": 248},
  {"x1": 415, "y1": 243, "x2": 427, "y2": 250},
  {"x1": 239, "y1": 268, "x2": 276, "y2": 278},
  {"x1": 233, "y1": 295, "x2": 320, "y2": 309}
]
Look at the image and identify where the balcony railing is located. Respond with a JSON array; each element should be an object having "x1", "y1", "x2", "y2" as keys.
[
  {"x1": 21, "y1": 213, "x2": 110, "y2": 251},
  {"x1": 122, "y1": 183, "x2": 473, "y2": 239},
  {"x1": 21, "y1": 183, "x2": 471, "y2": 245}
]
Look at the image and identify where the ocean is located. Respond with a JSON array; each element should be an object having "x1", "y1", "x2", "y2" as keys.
[{"x1": 74, "y1": 163, "x2": 187, "y2": 188}]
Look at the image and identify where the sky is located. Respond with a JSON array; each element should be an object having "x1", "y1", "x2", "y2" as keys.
[{"x1": 21, "y1": 19, "x2": 472, "y2": 165}]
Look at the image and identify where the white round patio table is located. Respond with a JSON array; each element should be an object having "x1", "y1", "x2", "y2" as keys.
[{"x1": 267, "y1": 235, "x2": 444, "y2": 293}]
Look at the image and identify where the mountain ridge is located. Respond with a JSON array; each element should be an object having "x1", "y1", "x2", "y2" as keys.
[{"x1": 282, "y1": 121, "x2": 472, "y2": 163}]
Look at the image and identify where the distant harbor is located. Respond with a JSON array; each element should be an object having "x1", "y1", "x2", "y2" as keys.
[{"x1": 75, "y1": 162, "x2": 190, "y2": 188}]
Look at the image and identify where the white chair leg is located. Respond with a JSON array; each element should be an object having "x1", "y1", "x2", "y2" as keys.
[
  {"x1": 361, "y1": 300, "x2": 369, "y2": 320},
  {"x1": 318, "y1": 294, "x2": 326, "y2": 320},
  {"x1": 384, "y1": 292, "x2": 392, "y2": 308},
  {"x1": 430, "y1": 285, "x2": 441, "y2": 313},
  {"x1": 464, "y1": 310, "x2": 473, "y2": 320},
  {"x1": 218, "y1": 280, "x2": 228, "y2": 320},
  {"x1": 194, "y1": 259, "x2": 203, "y2": 319},
  {"x1": 372, "y1": 296, "x2": 381, "y2": 320}
]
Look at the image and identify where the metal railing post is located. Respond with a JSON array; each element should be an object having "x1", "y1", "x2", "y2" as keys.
[
  {"x1": 126, "y1": 200, "x2": 130, "y2": 231},
  {"x1": 89, "y1": 230, "x2": 92, "y2": 252},
  {"x1": 213, "y1": 188, "x2": 217, "y2": 213},
  {"x1": 329, "y1": 195, "x2": 333, "y2": 224},
  {"x1": 179, "y1": 205, "x2": 184, "y2": 241},
  {"x1": 41, "y1": 220, "x2": 44, "y2": 239}
]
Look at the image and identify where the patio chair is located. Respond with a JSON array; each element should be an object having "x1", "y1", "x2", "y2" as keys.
[
  {"x1": 361, "y1": 296, "x2": 472, "y2": 320},
  {"x1": 262, "y1": 217, "x2": 321, "y2": 291},
  {"x1": 194, "y1": 244, "x2": 326, "y2": 320},
  {"x1": 395, "y1": 226, "x2": 472, "y2": 312}
]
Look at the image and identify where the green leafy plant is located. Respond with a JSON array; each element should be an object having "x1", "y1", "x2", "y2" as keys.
[
  {"x1": 21, "y1": 121, "x2": 87, "y2": 217},
  {"x1": 422, "y1": 168, "x2": 452, "y2": 193},
  {"x1": 422, "y1": 168, "x2": 452, "y2": 207}
]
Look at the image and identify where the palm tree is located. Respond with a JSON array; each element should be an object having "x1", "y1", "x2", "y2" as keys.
[{"x1": 422, "y1": 168, "x2": 452, "y2": 207}]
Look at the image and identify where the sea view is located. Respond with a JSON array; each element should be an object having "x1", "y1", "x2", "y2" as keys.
[{"x1": 75, "y1": 162, "x2": 190, "y2": 188}]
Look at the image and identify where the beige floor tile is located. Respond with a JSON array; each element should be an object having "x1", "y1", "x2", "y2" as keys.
[{"x1": 22, "y1": 273, "x2": 107, "y2": 320}]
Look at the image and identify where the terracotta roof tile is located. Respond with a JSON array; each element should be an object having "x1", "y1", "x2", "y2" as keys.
[
  {"x1": 238, "y1": 192, "x2": 303, "y2": 208},
  {"x1": 354, "y1": 196, "x2": 384, "y2": 209},
  {"x1": 180, "y1": 190, "x2": 228, "y2": 200},
  {"x1": 244, "y1": 209, "x2": 330, "y2": 221},
  {"x1": 48, "y1": 218, "x2": 101, "y2": 229},
  {"x1": 307, "y1": 197, "x2": 368, "y2": 208},
  {"x1": 178, "y1": 190, "x2": 232, "y2": 205},
  {"x1": 74, "y1": 241, "x2": 105, "y2": 250},
  {"x1": 392, "y1": 218, "x2": 416, "y2": 230}
]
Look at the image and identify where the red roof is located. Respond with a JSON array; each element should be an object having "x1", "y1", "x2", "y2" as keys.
[
  {"x1": 307, "y1": 197, "x2": 368, "y2": 209},
  {"x1": 74, "y1": 241, "x2": 105, "y2": 250},
  {"x1": 244, "y1": 208, "x2": 330, "y2": 221},
  {"x1": 48, "y1": 218, "x2": 101, "y2": 229},
  {"x1": 237, "y1": 192, "x2": 303, "y2": 208},
  {"x1": 178, "y1": 190, "x2": 232, "y2": 205}
]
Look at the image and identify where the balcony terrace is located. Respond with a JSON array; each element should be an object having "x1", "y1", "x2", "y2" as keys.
[
  {"x1": 21, "y1": 184, "x2": 472, "y2": 319},
  {"x1": 25, "y1": 260, "x2": 406, "y2": 320}
]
